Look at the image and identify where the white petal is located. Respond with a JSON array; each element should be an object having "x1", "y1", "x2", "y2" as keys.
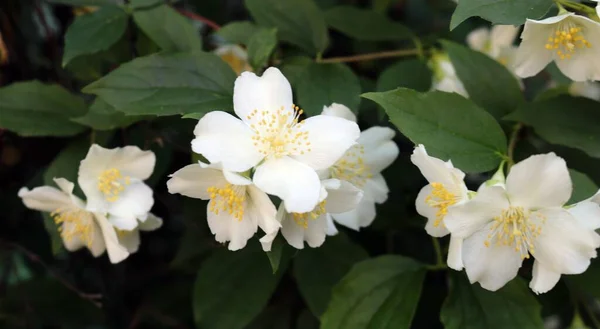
[
  {"x1": 444, "y1": 186, "x2": 508, "y2": 238},
  {"x1": 279, "y1": 207, "x2": 304, "y2": 249},
  {"x1": 321, "y1": 103, "x2": 357, "y2": 122},
  {"x1": 324, "y1": 180, "x2": 364, "y2": 214},
  {"x1": 359, "y1": 126, "x2": 395, "y2": 149},
  {"x1": 233, "y1": 67, "x2": 294, "y2": 122},
  {"x1": 555, "y1": 17, "x2": 600, "y2": 81},
  {"x1": 410, "y1": 145, "x2": 467, "y2": 196},
  {"x1": 490, "y1": 25, "x2": 520, "y2": 49},
  {"x1": 94, "y1": 214, "x2": 130, "y2": 263},
  {"x1": 432, "y1": 76, "x2": 469, "y2": 97},
  {"x1": 463, "y1": 223, "x2": 523, "y2": 291},
  {"x1": 281, "y1": 210, "x2": 328, "y2": 249},
  {"x1": 326, "y1": 214, "x2": 339, "y2": 236},
  {"x1": 104, "y1": 181, "x2": 153, "y2": 226},
  {"x1": 117, "y1": 230, "x2": 141, "y2": 253},
  {"x1": 466, "y1": 27, "x2": 489, "y2": 52},
  {"x1": 223, "y1": 170, "x2": 253, "y2": 186},
  {"x1": 246, "y1": 185, "x2": 280, "y2": 237},
  {"x1": 253, "y1": 156, "x2": 321, "y2": 213},
  {"x1": 364, "y1": 174, "x2": 389, "y2": 204},
  {"x1": 530, "y1": 260, "x2": 562, "y2": 294},
  {"x1": 304, "y1": 214, "x2": 329, "y2": 248},
  {"x1": 331, "y1": 195, "x2": 377, "y2": 230},
  {"x1": 139, "y1": 213, "x2": 163, "y2": 231},
  {"x1": 79, "y1": 144, "x2": 156, "y2": 181},
  {"x1": 291, "y1": 115, "x2": 360, "y2": 170},
  {"x1": 83, "y1": 218, "x2": 107, "y2": 257},
  {"x1": 447, "y1": 236, "x2": 464, "y2": 270},
  {"x1": 506, "y1": 153, "x2": 571, "y2": 208},
  {"x1": 514, "y1": 18, "x2": 562, "y2": 78},
  {"x1": 569, "y1": 82, "x2": 600, "y2": 101},
  {"x1": 191, "y1": 111, "x2": 263, "y2": 172},
  {"x1": 167, "y1": 164, "x2": 227, "y2": 199},
  {"x1": 416, "y1": 185, "x2": 450, "y2": 237},
  {"x1": 361, "y1": 129, "x2": 399, "y2": 174},
  {"x1": 206, "y1": 200, "x2": 258, "y2": 251},
  {"x1": 568, "y1": 201, "x2": 600, "y2": 230},
  {"x1": 18, "y1": 185, "x2": 72, "y2": 213},
  {"x1": 108, "y1": 215, "x2": 138, "y2": 231}
]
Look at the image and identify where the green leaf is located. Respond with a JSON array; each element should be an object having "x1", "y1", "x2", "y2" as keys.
[
  {"x1": 441, "y1": 273, "x2": 544, "y2": 329},
  {"x1": 217, "y1": 21, "x2": 260, "y2": 45},
  {"x1": 325, "y1": 6, "x2": 413, "y2": 41},
  {"x1": 63, "y1": 6, "x2": 128, "y2": 66},
  {"x1": 47, "y1": 0, "x2": 120, "y2": 5},
  {"x1": 363, "y1": 88, "x2": 507, "y2": 173},
  {"x1": 569, "y1": 169, "x2": 598, "y2": 204},
  {"x1": 247, "y1": 28, "x2": 278, "y2": 70},
  {"x1": 505, "y1": 96, "x2": 600, "y2": 159},
  {"x1": 377, "y1": 59, "x2": 432, "y2": 92},
  {"x1": 265, "y1": 235, "x2": 287, "y2": 274},
  {"x1": 280, "y1": 56, "x2": 313, "y2": 86},
  {"x1": 0, "y1": 81, "x2": 87, "y2": 137},
  {"x1": 293, "y1": 233, "x2": 368, "y2": 316},
  {"x1": 297, "y1": 63, "x2": 361, "y2": 116},
  {"x1": 193, "y1": 242, "x2": 285, "y2": 329},
  {"x1": 133, "y1": 5, "x2": 202, "y2": 52},
  {"x1": 83, "y1": 52, "x2": 236, "y2": 116},
  {"x1": 568, "y1": 258, "x2": 600, "y2": 299},
  {"x1": 130, "y1": 0, "x2": 164, "y2": 9},
  {"x1": 442, "y1": 40, "x2": 523, "y2": 119},
  {"x1": 245, "y1": 0, "x2": 329, "y2": 54},
  {"x1": 72, "y1": 98, "x2": 146, "y2": 130},
  {"x1": 321, "y1": 255, "x2": 425, "y2": 329},
  {"x1": 451, "y1": 0, "x2": 553, "y2": 30}
]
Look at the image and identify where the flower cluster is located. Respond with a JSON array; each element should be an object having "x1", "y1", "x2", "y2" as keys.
[
  {"x1": 413, "y1": 145, "x2": 600, "y2": 294},
  {"x1": 167, "y1": 68, "x2": 399, "y2": 251},
  {"x1": 19, "y1": 145, "x2": 162, "y2": 263}
]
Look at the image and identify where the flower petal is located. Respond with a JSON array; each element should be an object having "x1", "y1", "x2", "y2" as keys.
[
  {"x1": 321, "y1": 103, "x2": 357, "y2": 122},
  {"x1": 326, "y1": 214, "x2": 339, "y2": 236},
  {"x1": 568, "y1": 200, "x2": 600, "y2": 230},
  {"x1": 514, "y1": 18, "x2": 560, "y2": 78},
  {"x1": 206, "y1": 200, "x2": 258, "y2": 251},
  {"x1": 362, "y1": 131, "x2": 399, "y2": 174},
  {"x1": 447, "y1": 236, "x2": 464, "y2": 271},
  {"x1": 416, "y1": 185, "x2": 450, "y2": 237},
  {"x1": 281, "y1": 210, "x2": 328, "y2": 249},
  {"x1": 94, "y1": 214, "x2": 129, "y2": 263},
  {"x1": 411, "y1": 145, "x2": 466, "y2": 196},
  {"x1": 506, "y1": 153, "x2": 571, "y2": 208},
  {"x1": 555, "y1": 16, "x2": 600, "y2": 81},
  {"x1": 246, "y1": 184, "x2": 280, "y2": 238},
  {"x1": 324, "y1": 180, "x2": 364, "y2": 214},
  {"x1": 139, "y1": 213, "x2": 163, "y2": 231},
  {"x1": 331, "y1": 195, "x2": 377, "y2": 230},
  {"x1": 104, "y1": 181, "x2": 153, "y2": 226},
  {"x1": 364, "y1": 174, "x2": 389, "y2": 204},
  {"x1": 530, "y1": 260, "x2": 562, "y2": 294},
  {"x1": 117, "y1": 230, "x2": 141, "y2": 253},
  {"x1": 253, "y1": 156, "x2": 321, "y2": 213},
  {"x1": 490, "y1": 25, "x2": 520, "y2": 49},
  {"x1": 191, "y1": 111, "x2": 263, "y2": 172},
  {"x1": 18, "y1": 185, "x2": 72, "y2": 213},
  {"x1": 291, "y1": 115, "x2": 360, "y2": 170},
  {"x1": 167, "y1": 164, "x2": 227, "y2": 199},
  {"x1": 466, "y1": 27, "x2": 489, "y2": 53}
]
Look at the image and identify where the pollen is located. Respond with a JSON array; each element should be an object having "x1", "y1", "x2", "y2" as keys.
[
  {"x1": 51, "y1": 207, "x2": 94, "y2": 248},
  {"x1": 425, "y1": 183, "x2": 458, "y2": 228},
  {"x1": 292, "y1": 200, "x2": 327, "y2": 228},
  {"x1": 545, "y1": 24, "x2": 591, "y2": 60},
  {"x1": 484, "y1": 206, "x2": 546, "y2": 260},
  {"x1": 207, "y1": 184, "x2": 246, "y2": 220},
  {"x1": 98, "y1": 168, "x2": 130, "y2": 202},
  {"x1": 330, "y1": 145, "x2": 372, "y2": 188}
]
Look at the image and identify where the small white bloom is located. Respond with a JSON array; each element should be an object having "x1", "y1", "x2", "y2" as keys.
[
  {"x1": 411, "y1": 144, "x2": 469, "y2": 270},
  {"x1": 467, "y1": 24, "x2": 520, "y2": 61},
  {"x1": 78, "y1": 144, "x2": 156, "y2": 231},
  {"x1": 192, "y1": 67, "x2": 360, "y2": 213},
  {"x1": 214, "y1": 44, "x2": 252, "y2": 75},
  {"x1": 117, "y1": 213, "x2": 163, "y2": 253},
  {"x1": 19, "y1": 178, "x2": 130, "y2": 263},
  {"x1": 429, "y1": 53, "x2": 469, "y2": 97},
  {"x1": 444, "y1": 153, "x2": 600, "y2": 293},
  {"x1": 167, "y1": 162, "x2": 280, "y2": 251},
  {"x1": 321, "y1": 103, "x2": 399, "y2": 230},
  {"x1": 515, "y1": 13, "x2": 600, "y2": 81},
  {"x1": 569, "y1": 81, "x2": 600, "y2": 100}
]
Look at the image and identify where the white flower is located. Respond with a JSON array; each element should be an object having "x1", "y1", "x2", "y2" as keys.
[
  {"x1": 569, "y1": 81, "x2": 600, "y2": 100},
  {"x1": 214, "y1": 44, "x2": 252, "y2": 75},
  {"x1": 467, "y1": 24, "x2": 520, "y2": 62},
  {"x1": 429, "y1": 53, "x2": 469, "y2": 97},
  {"x1": 320, "y1": 103, "x2": 399, "y2": 230},
  {"x1": 117, "y1": 213, "x2": 163, "y2": 253},
  {"x1": 191, "y1": 67, "x2": 360, "y2": 213},
  {"x1": 444, "y1": 153, "x2": 600, "y2": 293},
  {"x1": 271, "y1": 178, "x2": 363, "y2": 249},
  {"x1": 19, "y1": 178, "x2": 130, "y2": 263},
  {"x1": 515, "y1": 13, "x2": 600, "y2": 82},
  {"x1": 411, "y1": 144, "x2": 469, "y2": 270},
  {"x1": 167, "y1": 162, "x2": 280, "y2": 251},
  {"x1": 78, "y1": 144, "x2": 156, "y2": 231}
]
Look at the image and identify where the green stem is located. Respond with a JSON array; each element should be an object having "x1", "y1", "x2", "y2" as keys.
[
  {"x1": 506, "y1": 122, "x2": 523, "y2": 169},
  {"x1": 556, "y1": 0, "x2": 597, "y2": 17},
  {"x1": 429, "y1": 236, "x2": 446, "y2": 269}
]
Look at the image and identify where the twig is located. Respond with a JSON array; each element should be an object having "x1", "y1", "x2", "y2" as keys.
[
  {"x1": 177, "y1": 8, "x2": 221, "y2": 30},
  {"x1": 430, "y1": 236, "x2": 444, "y2": 267},
  {"x1": 317, "y1": 49, "x2": 421, "y2": 64},
  {"x1": 507, "y1": 122, "x2": 524, "y2": 169}
]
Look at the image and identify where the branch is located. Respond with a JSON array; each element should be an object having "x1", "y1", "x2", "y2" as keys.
[
  {"x1": 317, "y1": 49, "x2": 421, "y2": 64},
  {"x1": 177, "y1": 8, "x2": 221, "y2": 31}
]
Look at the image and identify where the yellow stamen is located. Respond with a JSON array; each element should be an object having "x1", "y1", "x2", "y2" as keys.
[
  {"x1": 544, "y1": 24, "x2": 591, "y2": 60},
  {"x1": 98, "y1": 168, "x2": 130, "y2": 202},
  {"x1": 425, "y1": 183, "x2": 458, "y2": 227},
  {"x1": 330, "y1": 144, "x2": 372, "y2": 188},
  {"x1": 51, "y1": 207, "x2": 94, "y2": 247},
  {"x1": 207, "y1": 184, "x2": 246, "y2": 220},
  {"x1": 292, "y1": 200, "x2": 327, "y2": 228}
]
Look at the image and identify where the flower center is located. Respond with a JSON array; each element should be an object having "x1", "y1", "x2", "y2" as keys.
[
  {"x1": 425, "y1": 183, "x2": 459, "y2": 227},
  {"x1": 51, "y1": 207, "x2": 95, "y2": 247},
  {"x1": 331, "y1": 145, "x2": 372, "y2": 188},
  {"x1": 98, "y1": 168, "x2": 130, "y2": 202},
  {"x1": 545, "y1": 24, "x2": 591, "y2": 60},
  {"x1": 292, "y1": 200, "x2": 327, "y2": 228},
  {"x1": 484, "y1": 206, "x2": 546, "y2": 260},
  {"x1": 247, "y1": 105, "x2": 311, "y2": 158},
  {"x1": 207, "y1": 184, "x2": 246, "y2": 220}
]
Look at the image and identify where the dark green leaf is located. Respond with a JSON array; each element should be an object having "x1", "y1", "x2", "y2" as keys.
[
  {"x1": 63, "y1": 6, "x2": 128, "y2": 66},
  {"x1": 247, "y1": 28, "x2": 278, "y2": 70},
  {"x1": 451, "y1": 0, "x2": 553, "y2": 30},
  {"x1": 377, "y1": 59, "x2": 432, "y2": 92},
  {"x1": 133, "y1": 5, "x2": 202, "y2": 52},
  {"x1": 265, "y1": 235, "x2": 286, "y2": 274},
  {"x1": 0, "y1": 81, "x2": 87, "y2": 136},
  {"x1": 505, "y1": 96, "x2": 600, "y2": 159},
  {"x1": 297, "y1": 63, "x2": 361, "y2": 116},
  {"x1": 72, "y1": 98, "x2": 146, "y2": 130},
  {"x1": 363, "y1": 88, "x2": 508, "y2": 173},
  {"x1": 245, "y1": 0, "x2": 329, "y2": 54},
  {"x1": 83, "y1": 52, "x2": 236, "y2": 116},
  {"x1": 441, "y1": 273, "x2": 544, "y2": 329},
  {"x1": 325, "y1": 6, "x2": 413, "y2": 41},
  {"x1": 568, "y1": 258, "x2": 600, "y2": 300},
  {"x1": 569, "y1": 169, "x2": 598, "y2": 204},
  {"x1": 43, "y1": 138, "x2": 89, "y2": 188},
  {"x1": 293, "y1": 233, "x2": 368, "y2": 316},
  {"x1": 280, "y1": 56, "x2": 313, "y2": 86},
  {"x1": 217, "y1": 21, "x2": 260, "y2": 45},
  {"x1": 321, "y1": 255, "x2": 425, "y2": 329},
  {"x1": 47, "y1": 0, "x2": 120, "y2": 5},
  {"x1": 130, "y1": 0, "x2": 164, "y2": 9},
  {"x1": 443, "y1": 40, "x2": 523, "y2": 119}
]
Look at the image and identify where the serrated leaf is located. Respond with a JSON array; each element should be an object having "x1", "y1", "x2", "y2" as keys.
[
  {"x1": 442, "y1": 40, "x2": 523, "y2": 119},
  {"x1": 247, "y1": 28, "x2": 278, "y2": 70},
  {"x1": 0, "y1": 81, "x2": 87, "y2": 136},
  {"x1": 83, "y1": 52, "x2": 236, "y2": 116},
  {"x1": 72, "y1": 98, "x2": 146, "y2": 130},
  {"x1": 133, "y1": 4, "x2": 202, "y2": 52},
  {"x1": 245, "y1": 0, "x2": 329, "y2": 54},
  {"x1": 293, "y1": 233, "x2": 368, "y2": 316},
  {"x1": 297, "y1": 62, "x2": 361, "y2": 116},
  {"x1": 569, "y1": 169, "x2": 598, "y2": 204},
  {"x1": 363, "y1": 88, "x2": 507, "y2": 173},
  {"x1": 377, "y1": 59, "x2": 432, "y2": 92},
  {"x1": 321, "y1": 255, "x2": 425, "y2": 329},
  {"x1": 505, "y1": 96, "x2": 600, "y2": 159},
  {"x1": 217, "y1": 21, "x2": 260, "y2": 45},
  {"x1": 451, "y1": 0, "x2": 552, "y2": 30},
  {"x1": 441, "y1": 273, "x2": 544, "y2": 329},
  {"x1": 325, "y1": 6, "x2": 413, "y2": 41},
  {"x1": 63, "y1": 6, "x2": 128, "y2": 66}
]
